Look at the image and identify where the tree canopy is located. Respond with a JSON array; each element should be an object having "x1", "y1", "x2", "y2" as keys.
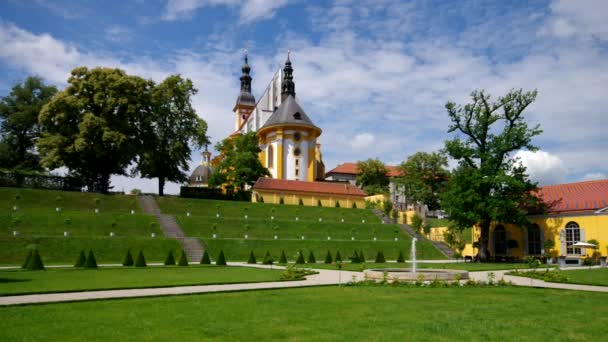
[
  {"x1": 440, "y1": 89, "x2": 545, "y2": 261},
  {"x1": 396, "y1": 151, "x2": 449, "y2": 210},
  {"x1": 209, "y1": 132, "x2": 269, "y2": 191},
  {"x1": 355, "y1": 158, "x2": 389, "y2": 195},
  {"x1": 0, "y1": 76, "x2": 57, "y2": 170}
]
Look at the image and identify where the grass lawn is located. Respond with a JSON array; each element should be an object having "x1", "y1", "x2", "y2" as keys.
[
  {"x1": 0, "y1": 286, "x2": 606, "y2": 341},
  {"x1": 303, "y1": 262, "x2": 542, "y2": 272},
  {"x1": 0, "y1": 266, "x2": 283, "y2": 295},
  {"x1": 510, "y1": 268, "x2": 608, "y2": 286}
]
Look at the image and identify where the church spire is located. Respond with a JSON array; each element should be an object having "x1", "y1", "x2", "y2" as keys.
[
  {"x1": 281, "y1": 50, "x2": 295, "y2": 101},
  {"x1": 235, "y1": 50, "x2": 255, "y2": 107}
]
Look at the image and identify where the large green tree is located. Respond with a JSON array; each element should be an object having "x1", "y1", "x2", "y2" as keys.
[
  {"x1": 396, "y1": 151, "x2": 449, "y2": 210},
  {"x1": 356, "y1": 158, "x2": 389, "y2": 195},
  {"x1": 0, "y1": 76, "x2": 57, "y2": 170},
  {"x1": 441, "y1": 89, "x2": 545, "y2": 261},
  {"x1": 136, "y1": 75, "x2": 209, "y2": 196},
  {"x1": 209, "y1": 132, "x2": 269, "y2": 191},
  {"x1": 37, "y1": 67, "x2": 152, "y2": 193}
]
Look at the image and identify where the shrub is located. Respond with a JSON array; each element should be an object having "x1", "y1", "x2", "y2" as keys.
[
  {"x1": 216, "y1": 250, "x2": 227, "y2": 266},
  {"x1": 123, "y1": 250, "x2": 134, "y2": 266},
  {"x1": 74, "y1": 250, "x2": 86, "y2": 267},
  {"x1": 262, "y1": 250, "x2": 274, "y2": 265},
  {"x1": 85, "y1": 250, "x2": 98, "y2": 269},
  {"x1": 296, "y1": 250, "x2": 305, "y2": 264},
  {"x1": 200, "y1": 250, "x2": 211, "y2": 264},
  {"x1": 247, "y1": 250, "x2": 257, "y2": 264},
  {"x1": 396, "y1": 250, "x2": 405, "y2": 263},
  {"x1": 135, "y1": 250, "x2": 147, "y2": 267},
  {"x1": 317, "y1": 199, "x2": 322, "y2": 207},
  {"x1": 279, "y1": 197, "x2": 284, "y2": 204},
  {"x1": 411, "y1": 214, "x2": 423, "y2": 232},
  {"x1": 307, "y1": 251, "x2": 316, "y2": 264},
  {"x1": 359, "y1": 250, "x2": 366, "y2": 262},
  {"x1": 279, "y1": 250, "x2": 288, "y2": 264},
  {"x1": 178, "y1": 250, "x2": 189, "y2": 266},
  {"x1": 375, "y1": 251, "x2": 386, "y2": 263},
  {"x1": 350, "y1": 251, "x2": 360, "y2": 263},
  {"x1": 299, "y1": 198, "x2": 304, "y2": 205},
  {"x1": 324, "y1": 250, "x2": 333, "y2": 264},
  {"x1": 22, "y1": 250, "x2": 33, "y2": 269},
  {"x1": 335, "y1": 251, "x2": 342, "y2": 262},
  {"x1": 352, "y1": 202, "x2": 357, "y2": 209},
  {"x1": 335, "y1": 201, "x2": 340, "y2": 208},
  {"x1": 259, "y1": 196, "x2": 264, "y2": 203},
  {"x1": 164, "y1": 250, "x2": 176, "y2": 265},
  {"x1": 27, "y1": 249, "x2": 45, "y2": 270}
]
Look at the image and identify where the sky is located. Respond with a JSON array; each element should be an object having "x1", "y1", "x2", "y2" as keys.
[{"x1": 1, "y1": 0, "x2": 607, "y2": 194}]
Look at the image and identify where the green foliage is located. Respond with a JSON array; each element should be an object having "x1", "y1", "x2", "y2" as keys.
[
  {"x1": 524, "y1": 256, "x2": 541, "y2": 268},
  {"x1": 209, "y1": 132, "x2": 269, "y2": 191},
  {"x1": 544, "y1": 239, "x2": 555, "y2": 255},
  {"x1": 441, "y1": 89, "x2": 544, "y2": 261},
  {"x1": 335, "y1": 201, "x2": 340, "y2": 208},
  {"x1": 247, "y1": 250, "x2": 257, "y2": 264},
  {"x1": 295, "y1": 250, "x2": 305, "y2": 264},
  {"x1": 375, "y1": 251, "x2": 386, "y2": 263},
  {"x1": 262, "y1": 250, "x2": 273, "y2": 265},
  {"x1": 307, "y1": 251, "x2": 316, "y2": 263},
  {"x1": 74, "y1": 250, "x2": 86, "y2": 267},
  {"x1": 299, "y1": 198, "x2": 304, "y2": 205},
  {"x1": 259, "y1": 196, "x2": 264, "y2": 203},
  {"x1": 317, "y1": 199, "x2": 322, "y2": 207},
  {"x1": 216, "y1": 250, "x2": 227, "y2": 266},
  {"x1": 164, "y1": 250, "x2": 176, "y2": 265},
  {"x1": 200, "y1": 250, "x2": 211, "y2": 264},
  {"x1": 507, "y1": 239, "x2": 519, "y2": 250},
  {"x1": 382, "y1": 200, "x2": 392, "y2": 216},
  {"x1": 84, "y1": 250, "x2": 98, "y2": 269},
  {"x1": 396, "y1": 152, "x2": 449, "y2": 211},
  {"x1": 135, "y1": 250, "x2": 147, "y2": 267},
  {"x1": 350, "y1": 251, "x2": 361, "y2": 263},
  {"x1": 123, "y1": 250, "x2": 134, "y2": 266},
  {"x1": 279, "y1": 197, "x2": 284, "y2": 204},
  {"x1": 26, "y1": 249, "x2": 45, "y2": 270},
  {"x1": 22, "y1": 249, "x2": 33, "y2": 269},
  {"x1": 352, "y1": 202, "x2": 357, "y2": 209},
  {"x1": 411, "y1": 214, "x2": 423, "y2": 232},
  {"x1": 178, "y1": 250, "x2": 189, "y2": 266},
  {"x1": 356, "y1": 158, "x2": 389, "y2": 195},
  {"x1": 397, "y1": 250, "x2": 405, "y2": 263},
  {"x1": 359, "y1": 250, "x2": 366, "y2": 262},
  {"x1": 510, "y1": 269, "x2": 569, "y2": 283},
  {"x1": 335, "y1": 251, "x2": 342, "y2": 262},
  {"x1": 280, "y1": 265, "x2": 318, "y2": 281},
  {"x1": 279, "y1": 250, "x2": 288, "y2": 264},
  {"x1": 0, "y1": 76, "x2": 57, "y2": 171},
  {"x1": 324, "y1": 250, "x2": 333, "y2": 264}
]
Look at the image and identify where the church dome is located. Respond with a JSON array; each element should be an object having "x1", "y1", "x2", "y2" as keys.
[
  {"x1": 189, "y1": 164, "x2": 212, "y2": 185},
  {"x1": 258, "y1": 95, "x2": 321, "y2": 136}
]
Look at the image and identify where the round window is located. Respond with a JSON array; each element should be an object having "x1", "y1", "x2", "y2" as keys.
[
  {"x1": 294, "y1": 147, "x2": 301, "y2": 156},
  {"x1": 294, "y1": 132, "x2": 301, "y2": 141}
]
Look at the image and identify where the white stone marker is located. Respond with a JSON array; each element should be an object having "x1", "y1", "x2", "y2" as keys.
[
  {"x1": 186, "y1": 212, "x2": 191, "y2": 217},
  {"x1": 327, "y1": 236, "x2": 331, "y2": 240},
  {"x1": 13, "y1": 230, "x2": 19, "y2": 236},
  {"x1": 110, "y1": 232, "x2": 115, "y2": 237},
  {"x1": 56, "y1": 207, "x2": 61, "y2": 212},
  {"x1": 64, "y1": 231, "x2": 69, "y2": 237},
  {"x1": 151, "y1": 233, "x2": 156, "y2": 238},
  {"x1": 213, "y1": 234, "x2": 217, "y2": 239},
  {"x1": 301, "y1": 236, "x2": 305, "y2": 240},
  {"x1": 274, "y1": 235, "x2": 278, "y2": 240},
  {"x1": 94, "y1": 208, "x2": 99, "y2": 214}
]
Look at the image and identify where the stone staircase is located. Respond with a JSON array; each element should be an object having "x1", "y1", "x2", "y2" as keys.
[
  {"x1": 372, "y1": 209, "x2": 455, "y2": 259},
  {"x1": 138, "y1": 195, "x2": 205, "y2": 263}
]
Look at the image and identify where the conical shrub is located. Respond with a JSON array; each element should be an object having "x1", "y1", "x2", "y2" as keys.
[
  {"x1": 74, "y1": 250, "x2": 86, "y2": 267},
  {"x1": 397, "y1": 250, "x2": 405, "y2": 263},
  {"x1": 324, "y1": 250, "x2": 333, "y2": 264},
  {"x1": 335, "y1": 251, "x2": 342, "y2": 262},
  {"x1": 216, "y1": 250, "x2": 227, "y2": 266},
  {"x1": 123, "y1": 250, "x2": 134, "y2": 266},
  {"x1": 262, "y1": 250, "x2": 273, "y2": 265},
  {"x1": 135, "y1": 250, "x2": 147, "y2": 267},
  {"x1": 359, "y1": 250, "x2": 366, "y2": 263},
  {"x1": 295, "y1": 250, "x2": 305, "y2": 264},
  {"x1": 164, "y1": 250, "x2": 176, "y2": 265},
  {"x1": 200, "y1": 250, "x2": 211, "y2": 264},
  {"x1": 350, "y1": 251, "x2": 360, "y2": 263},
  {"x1": 27, "y1": 249, "x2": 45, "y2": 270},
  {"x1": 178, "y1": 250, "x2": 189, "y2": 266},
  {"x1": 84, "y1": 250, "x2": 98, "y2": 269},
  {"x1": 375, "y1": 251, "x2": 386, "y2": 263},
  {"x1": 307, "y1": 251, "x2": 316, "y2": 264},
  {"x1": 279, "y1": 250, "x2": 287, "y2": 264},
  {"x1": 22, "y1": 250, "x2": 33, "y2": 269},
  {"x1": 247, "y1": 250, "x2": 257, "y2": 264}
]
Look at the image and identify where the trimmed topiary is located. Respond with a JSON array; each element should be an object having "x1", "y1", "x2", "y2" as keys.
[
  {"x1": 375, "y1": 251, "x2": 386, "y2": 263},
  {"x1": 74, "y1": 250, "x2": 86, "y2": 267},
  {"x1": 359, "y1": 250, "x2": 366, "y2": 263},
  {"x1": 135, "y1": 250, "x2": 147, "y2": 267},
  {"x1": 164, "y1": 250, "x2": 176, "y2": 265},
  {"x1": 279, "y1": 250, "x2": 288, "y2": 264},
  {"x1": 279, "y1": 197, "x2": 284, "y2": 204},
  {"x1": 307, "y1": 251, "x2": 316, "y2": 264},
  {"x1": 350, "y1": 251, "x2": 360, "y2": 263},
  {"x1": 397, "y1": 250, "x2": 405, "y2": 263},
  {"x1": 317, "y1": 199, "x2": 322, "y2": 207},
  {"x1": 84, "y1": 250, "x2": 98, "y2": 268},
  {"x1": 299, "y1": 198, "x2": 304, "y2": 205},
  {"x1": 178, "y1": 250, "x2": 189, "y2": 266},
  {"x1": 352, "y1": 202, "x2": 357, "y2": 209},
  {"x1": 22, "y1": 250, "x2": 33, "y2": 269},
  {"x1": 335, "y1": 201, "x2": 340, "y2": 208},
  {"x1": 200, "y1": 250, "x2": 211, "y2": 264},
  {"x1": 262, "y1": 250, "x2": 273, "y2": 265},
  {"x1": 295, "y1": 250, "x2": 305, "y2": 264},
  {"x1": 259, "y1": 196, "x2": 264, "y2": 203},
  {"x1": 216, "y1": 250, "x2": 227, "y2": 266},
  {"x1": 247, "y1": 250, "x2": 257, "y2": 264},
  {"x1": 27, "y1": 249, "x2": 45, "y2": 270},
  {"x1": 324, "y1": 250, "x2": 333, "y2": 264},
  {"x1": 123, "y1": 250, "x2": 134, "y2": 266},
  {"x1": 335, "y1": 251, "x2": 342, "y2": 262}
]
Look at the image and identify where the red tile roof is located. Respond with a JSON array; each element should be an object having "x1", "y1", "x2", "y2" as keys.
[
  {"x1": 538, "y1": 179, "x2": 608, "y2": 213},
  {"x1": 326, "y1": 162, "x2": 404, "y2": 178},
  {"x1": 253, "y1": 178, "x2": 367, "y2": 197}
]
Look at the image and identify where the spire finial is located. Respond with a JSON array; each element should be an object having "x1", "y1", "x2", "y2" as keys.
[
  {"x1": 287, "y1": 49, "x2": 291, "y2": 61},
  {"x1": 235, "y1": 46, "x2": 255, "y2": 106},
  {"x1": 281, "y1": 50, "x2": 295, "y2": 101}
]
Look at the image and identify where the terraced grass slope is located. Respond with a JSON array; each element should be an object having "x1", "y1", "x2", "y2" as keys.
[{"x1": 156, "y1": 197, "x2": 446, "y2": 261}]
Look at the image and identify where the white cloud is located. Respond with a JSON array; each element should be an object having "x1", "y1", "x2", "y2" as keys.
[
  {"x1": 515, "y1": 150, "x2": 568, "y2": 186},
  {"x1": 350, "y1": 133, "x2": 375, "y2": 150},
  {"x1": 581, "y1": 172, "x2": 606, "y2": 182},
  {"x1": 546, "y1": 0, "x2": 608, "y2": 40},
  {"x1": 162, "y1": 0, "x2": 289, "y2": 23}
]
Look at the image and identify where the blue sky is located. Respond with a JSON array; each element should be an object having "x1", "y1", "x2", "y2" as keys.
[{"x1": 1, "y1": 0, "x2": 607, "y2": 194}]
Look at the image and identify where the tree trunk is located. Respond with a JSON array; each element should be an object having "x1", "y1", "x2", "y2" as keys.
[
  {"x1": 100, "y1": 173, "x2": 111, "y2": 194},
  {"x1": 478, "y1": 220, "x2": 491, "y2": 262},
  {"x1": 158, "y1": 177, "x2": 165, "y2": 197}
]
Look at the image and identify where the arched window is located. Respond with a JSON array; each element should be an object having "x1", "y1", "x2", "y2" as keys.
[
  {"x1": 494, "y1": 225, "x2": 507, "y2": 255},
  {"x1": 528, "y1": 224, "x2": 541, "y2": 255},
  {"x1": 565, "y1": 221, "x2": 581, "y2": 255},
  {"x1": 267, "y1": 145, "x2": 274, "y2": 168}
]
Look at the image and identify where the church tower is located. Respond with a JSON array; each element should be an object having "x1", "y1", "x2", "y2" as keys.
[
  {"x1": 257, "y1": 53, "x2": 323, "y2": 181},
  {"x1": 233, "y1": 52, "x2": 256, "y2": 131}
]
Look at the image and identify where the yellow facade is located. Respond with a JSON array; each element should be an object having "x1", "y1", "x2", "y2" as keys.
[{"x1": 252, "y1": 189, "x2": 366, "y2": 209}]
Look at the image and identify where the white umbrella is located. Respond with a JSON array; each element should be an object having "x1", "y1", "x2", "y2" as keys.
[{"x1": 570, "y1": 241, "x2": 597, "y2": 249}]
